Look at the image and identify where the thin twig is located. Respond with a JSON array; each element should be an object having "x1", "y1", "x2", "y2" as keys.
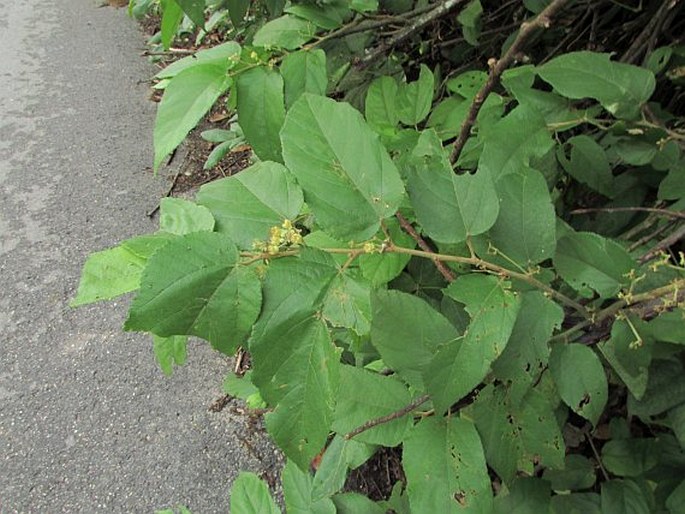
[
  {"x1": 570, "y1": 207, "x2": 685, "y2": 220},
  {"x1": 345, "y1": 394, "x2": 430, "y2": 440},
  {"x1": 628, "y1": 219, "x2": 676, "y2": 251},
  {"x1": 449, "y1": 0, "x2": 571, "y2": 166},
  {"x1": 621, "y1": 0, "x2": 681, "y2": 64},
  {"x1": 358, "y1": 0, "x2": 468, "y2": 67},
  {"x1": 395, "y1": 212, "x2": 456, "y2": 282},
  {"x1": 586, "y1": 427, "x2": 610, "y2": 482},
  {"x1": 639, "y1": 224, "x2": 685, "y2": 263}
]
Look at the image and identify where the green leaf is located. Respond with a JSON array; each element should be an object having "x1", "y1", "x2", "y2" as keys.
[
  {"x1": 644, "y1": 310, "x2": 685, "y2": 345},
  {"x1": 553, "y1": 231, "x2": 635, "y2": 298},
  {"x1": 601, "y1": 438, "x2": 659, "y2": 478},
  {"x1": 204, "y1": 140, "x2": 233, "y2": 169},
  {"x1": 285, "y1": 3, "x2": 349, "y2": 30},
  {"x1": 154, "y1": 64, "x2": 231, "y2": 170},
  {"x1": 628, "y1": 359, "x2": 685, "y2": 418},
  {"x1": 253, "y1": 14, "x2": 317, "y2": 50},
  {"x1": 601, "y1": 480, "x2": 650, "y2": 514},
  {"x1": 492, "y1": 291, "x2": 564, "y2": 404},
  {"x1": 550, "y1": 493, "x2": 601, "y2": 514},
  {"x1": 155, "y1": 41, "x2": 241, "y2": 80},
  {"x1": 250, "y1": 252, "x2": 340, "y2": 469},
  {"x1": 365, "y1": 76, "x2": 399, "y2": 131},
  {"x1": 397, "y1": 65, "x2": 434, "y2": 125},
  {"x1": 371, "y1": 289, "x2": 458, "y2": 389},
  {"x1": 487, "y1": 167, "x2": 556, "y2": 266},
  {"x1": 543, "y1": 455, "x2": 596, "y2": 492},
  {"x1": 358, "y1": 218, "x2": 413, "y2": 286},
  {"x1": 281, "y1": 94, "x2": 405, "y2": 240},
  {"x1": 537, "y1": 52, "x2": 656, "y2": 120},
  {"x1": 311, "y1": 436, "x2": 374, "y2": 500},
  {"x1": 153, "y1": 335, "x2": 187, "y2": 376},
  {"x1": 549, "y1": 344, "x2": 607, "y2": 426},
  {"x1": 658, "y1": 163, "x2": 685, "y2": 200},
  {"x1": 125, "y1": 232, "x2": 262, "y2": 354},
  {"x1": 666, "y1": 479, "x2": 685, "y2": 514},
  {"x1": 174, "y1": 0, "x2": 205, "y2": 28},
  {"x1": 282, "y1": 460, "x2": 336, "y2": 514},
  {"x1": 226, "y1": 0, "x2": 250, "y2": 26},
  {"x1": 196, "y1": 161, "x2": 303, "y2": 249},
  {"x1": 235, "y1": 66, "x2": 285, "y2": 163},
  {"x1": 160, "y1": 0, "x2": 183, "y2": 50},
  {"x1": 668, "y1": 403, "x2": 685, "y2": 449},
  {"x1": 230, "y1": 472, "x2": 282, "y2": 514},
  {"x1": 468, "y1": 383, "x2": 565, "y2": 483},
  {"x1": 159, "y1": 198, "x2": 214, "y2": 235},
  {"x1": 332, "y1": 493, "x2": 385, "y2": 514},
  {"x1": 404, "y1": 417, "x2": 493, "y2": 513},
  {"x1": 322, "y1": 273, "x2": 372, "y2": 336},
  {"x1": 71, "y1": 234, "x2": 174, "y2": 306},
  {"x1": 405, "y1": 129, "x2": 499, "y2": 244},
  {"x1": 332, "y1": 365, "x2": 412, "y2": 446},
  {"x1": 457, "y1": 0, "x2": 483, "y2": 46},
  {"x1": 558, "y1": 135, "x2": 615, "y2": 198},
  {"x1": 598, "y1": 318, "x2": 653, "y2": 400},
  {"x1": 280, "y1": 49, "x2": 328, "y2": 109},
  {"x1": 479, "y1": 104, "x2": 555, "y2": 180},
  {"x1": 428, "y1": 275, "x2": 521, "y2": 414},
  {"x1": 494, "y1": 477, "x2": 551, "y2": 514},
  {"x1": 223, "y1": 371, "x2": 260, "y2": 403},
  {"x1": 201, "y1": 128, "x2": 235, "y2": 143}
]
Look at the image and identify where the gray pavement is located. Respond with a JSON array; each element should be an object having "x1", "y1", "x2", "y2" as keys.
[{"x1": 0, "y1": 1, "x2": 280, "y2": 512}]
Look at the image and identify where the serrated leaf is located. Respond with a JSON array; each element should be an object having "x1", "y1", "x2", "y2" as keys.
[
  {"x1": 492, "y1": 291, "x2": 564, "y2": 404},
  {"x1": 153, "y1": 335, "x2": 187, "y2": 376},
  {"x1": 428, "y1": 275, "x2": 521, "y2": 414},
  {"x1": 598, "y1": 318, "x2": 653, "y2": 400},
  {"x1": 281, "y1": 49, "x2": 327, "y2": 108},
  {"x1": 281, "y1": 94, "x2": 405, "y2": 239},
  {"x1": 479, "y1": 104, "x2": 555, "y2": 180},
  {"x1": 160, "y1": 0, "x2": 183, "y2": 50},
  {"x1": 406, "y1": 129, "x2": 499, "y2": 244},
  {"x1": 397, "y1": 64, "x2": 434, "y2": 125},
  {"x1": 558, "y1": 135, "x2": 615, "y2": 198},
  {"x1": 235, "y1": 66, "x2": 285, "y2": 163},
  {"x1": 404, "y1": 417, "x2": 493, "y2": 513},
  {"x1": 159, "y1": 198, "x2": 214, "y2": 235},
  {"x1": 537, "y1": 52, "x2": 656, "y2": 120},
  {"x1": 332, "y1": 365, "x2": 412, "y2": 446},
  {"x1": 468, "y1": 383, "x2": 565, "y2": 483},
  {"x1": 487, "y1": 167, "x2": 556, "y2": 266},
  {"x1": 365, "y1": 76, "x2": 399, "y2": 131},
  {"x1": 549, "y1": 344, "x2": 607, "y2": 426},
  {"x1": 154, "y1": 64, "x2": 231, "y2": 170},
  {"x1": 283, "y1": 460, "x2": 336, "y2": 514},
  {"x1": 554, "y1": 231, "x2": 635, "y2": 298},
  {"x1": 230, "y1": 472, "x2": 281, "y2": 514},
  {"x1": 250, "y1": 252, "x2": 340, "y2": 469},
  {"x1": 71, "y1": 234, "x2": 174, "y2": 306},
  {"x1": 196, "y1": 161, "x2": 303, "y2": 249},
  {"x1": 601, "y1": 480, "x2": 650, "y2": 514},
  {"x1": 174, "y1": 0, "x2": 205, "y2": 28},
  {"x1": 253, "y1": 14, "x2": 317, "y2": 49},
  {"x1": 371, "y1": 289, "x2": 458, "y2": 389},
  {"x1": 125, "y1": 232, "x2": 261, "y2": 355},
  {"x1": 543, "y1": 455, "x2": 596, "y2": 492},
  {"x1": 155, "y1": 41, "x2": 241, "y2": 80}
]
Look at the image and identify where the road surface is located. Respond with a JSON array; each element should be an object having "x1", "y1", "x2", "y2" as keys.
[{"x1": 0, "y1": 1, "x2": 280, "y2": 512}]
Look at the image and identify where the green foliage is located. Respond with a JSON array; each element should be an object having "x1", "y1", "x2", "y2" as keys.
[{"x1": 79, "y1": 1, "x2": 685, "y2": 511}]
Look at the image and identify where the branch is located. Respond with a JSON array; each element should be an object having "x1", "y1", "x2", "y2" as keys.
[
  {"x1": 345, "y1": 394, "x2": 430, "y2": 440},
  {"x1": 620, "y1": 0, "x2": 682, "y2": 64},
  {"x1": 570, "y1": 206, "x2": 685, "y2": 220},
  {"x1": 639, "y1": 224, "x2": 685, "y2": 264},
  {"x1": 449, "y1": 0, "x2": 571, "y2": 166},
  {"x1": 358, "y1": 0, "x2": 468, "y2": 68},
  {"x1": 395, "y1": 212, "x2": 456, "y2": 282}
]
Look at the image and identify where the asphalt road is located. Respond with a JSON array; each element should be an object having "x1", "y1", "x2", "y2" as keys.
[{"x1": 0, "y1": 1, "x2": 280, "y2": 512}]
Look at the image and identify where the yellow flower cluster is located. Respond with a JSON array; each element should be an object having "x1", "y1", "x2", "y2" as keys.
[{"x1": 254, "y1": 219, "x2": 303, "y2": 255}]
